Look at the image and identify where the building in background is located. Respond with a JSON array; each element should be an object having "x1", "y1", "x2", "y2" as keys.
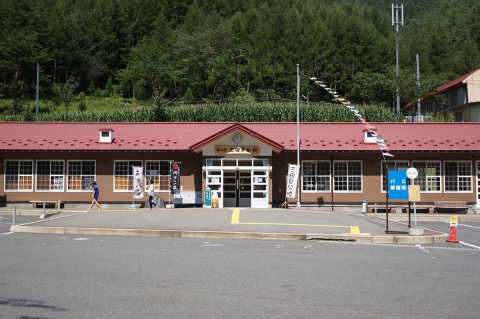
[{"x1": 404, "y1": 68, "x2": 480, "y2": 122}]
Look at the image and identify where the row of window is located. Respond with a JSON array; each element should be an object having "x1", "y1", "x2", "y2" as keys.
[
  {"x1": 4, "y1": 159, "x2": 475, "y2": 194},
  {"x1": 303, "y1": 160, "x2": 474, "y2": 193},
  {"x1": 4, "y1": 160, "x2": 172, "y2": 192}
]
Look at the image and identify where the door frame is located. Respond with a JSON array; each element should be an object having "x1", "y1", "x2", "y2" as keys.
[{"x1": 476, "y1": 160, "x2": 480, "y2": 209}]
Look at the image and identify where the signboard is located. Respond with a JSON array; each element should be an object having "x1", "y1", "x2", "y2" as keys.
[
  {"x1": 204, "y1": 187, "x2": 212, "y2": 207},
  {"x1": 406, "y1": 167, "x2": 418, "y2": 180},
  {"x1": 170, "y1": 162, "x2": 181, "y2": 194},
  {"x1": 133, "y1": 166, "x2": 144, "y2": 199},
  {"x1": 285, "y1": 164, "x2": 300, "y2": 198},
  {"x1": 450, "y1": 216, "x2": 458, "y2": 227},
  {"x1": 388, "y1": 170, "x2": 408, "y2": 200},
  {"x1": 215, "y1": 145, "x2": 260, "y2": 156},
  {"x1": 408, "y1": 185, "x2": 421, "y2": 202}
]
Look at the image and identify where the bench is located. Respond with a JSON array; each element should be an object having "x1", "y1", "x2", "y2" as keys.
[
  {"x1": 368, "y1": 204, "x2": 435, "y2": 214},
  {"x1": 368, "y1": 204, "x2": 404, "y2": 214},
  {"x1": 30, "y1": 200, "x2": 63, "y2": 210},
  {"x1": 434, "y1": 201, "x2": 468, "y2": 214}
]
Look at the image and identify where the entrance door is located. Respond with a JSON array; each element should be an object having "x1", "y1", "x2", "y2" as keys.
[
  {"x1": 222, "y1": 171, "x2": 252, "y2": 207},
  {"x1": 477, "y1": 161, "x2": 480, "y2": 208}
]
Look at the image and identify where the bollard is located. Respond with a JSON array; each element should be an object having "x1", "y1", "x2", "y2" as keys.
[
  {"x1": 12, "y1": 206, "x2": 16, "y2": 226},
  {"x1": 43, "y1": 200, "x2": 46, "y2": 215},
  {"x1": 362, "y1": 200, "x2": 368, "y2": 216}
]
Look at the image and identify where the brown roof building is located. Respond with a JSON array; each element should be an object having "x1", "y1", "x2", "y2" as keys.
[
  {"x1": 1, "y1": 122, "x2": 479, "y2": 209},
  {"x1": 404, "y1": 68, "x2": 480, "y2": 122}
]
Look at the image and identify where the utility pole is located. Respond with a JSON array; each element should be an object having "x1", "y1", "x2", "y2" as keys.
[
  {"x1": 392, "y1": 2, "x2": 404, "y2": 113},
  {"x1": 36, "y1": 63, "x2": 40, "y2": 121},
  {"x1": 416, "y1": 54, "x2": 421, "y2": 119}
]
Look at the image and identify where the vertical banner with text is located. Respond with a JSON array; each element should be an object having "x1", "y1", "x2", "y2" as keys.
[
  {"x1": 388, "y1": 170, "x2": 408, "y2": 200},
  {"x1": 132, "y1": 166, "x2": 144, "y2": 199},
  {"x1": 285, "y1": 164, "x2": 300, "y2": 198},
  {"x1": 170, "y1": 162, "x2": 181, "y2": 194}
]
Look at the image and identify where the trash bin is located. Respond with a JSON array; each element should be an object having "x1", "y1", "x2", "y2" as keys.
[
  {"x1": 212, "y1": 191, "x2": 218, "y2": 208},
  {"x1": 362, "y1": 200, "x2": 368, "y2": 215}
]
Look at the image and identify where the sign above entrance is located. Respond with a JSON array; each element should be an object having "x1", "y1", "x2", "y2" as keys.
[{"x1": 215, "y1": 145, "x2": 260, "y2": 156}]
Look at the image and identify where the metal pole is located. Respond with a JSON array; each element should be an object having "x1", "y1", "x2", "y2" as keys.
[
  {"x1": 416, "y1": 54, "x2": 421, "y2": 118},
  {"x1": 395, "y1": 18, "x2": 399, "y2": 113},
  {"x1": 412, "y1": 178, "x2": 417, "y2": 227},
  {"x1": 386, "y1": 163, "x2": 389, "y2": 233},
  {"x1": 392, "y1": 3, "x2": 404, "y2": 114},
  {"x1": 36, "y1": 63, "x2": 40, "y2": 121},
  {"x1": 12, "y1": 206, "x2": 16, "y2": 226},
  {"x1": 296, "y1": 64, "x2": 301, "y2": 208}
]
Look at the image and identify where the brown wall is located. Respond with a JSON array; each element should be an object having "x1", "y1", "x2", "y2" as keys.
[
  {"x1": 0, "y1": 151, "x2": 203, "y2": 204},
  {"x1": 272, "y1": 151, "x2": 478, "y2": 207}
]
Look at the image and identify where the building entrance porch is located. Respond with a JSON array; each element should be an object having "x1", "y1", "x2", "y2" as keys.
[{"x1": 205, "y1": 158, "x2": 270, "y2": 208}]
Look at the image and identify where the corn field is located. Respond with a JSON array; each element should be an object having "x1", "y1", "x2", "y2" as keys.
[{"x1": 0, "y1": 102, "x2": 407, "y2": 122}]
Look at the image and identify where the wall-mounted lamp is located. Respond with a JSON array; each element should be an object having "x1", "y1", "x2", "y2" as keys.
[
  {"x1": 202, "y1": 165, "x2": 206, "y2": 172},
  {"x1": 268, "y1": 165, "x2": 273, "y2": 173}
]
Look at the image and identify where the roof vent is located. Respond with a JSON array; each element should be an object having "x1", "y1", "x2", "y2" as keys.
[
  {"x1": 99, "y1": 129, "x2": 114, "y2": 143},
  {"x1": 363, "y1": 129, "x2": 377, "y2": 144}
]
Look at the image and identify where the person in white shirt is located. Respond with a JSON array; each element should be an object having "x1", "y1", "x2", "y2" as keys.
[{"x1": 146, "y1": 179, "x2": 155, "y2": 209}]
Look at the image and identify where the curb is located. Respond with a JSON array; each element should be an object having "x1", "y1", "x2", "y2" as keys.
[{"x1": 10, "y1": 224, "x2": 448, "y2": 244}]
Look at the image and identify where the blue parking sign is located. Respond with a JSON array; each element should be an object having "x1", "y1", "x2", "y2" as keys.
[{"x1": 388, "y1": 170, "x2": 408, "y2": 200}]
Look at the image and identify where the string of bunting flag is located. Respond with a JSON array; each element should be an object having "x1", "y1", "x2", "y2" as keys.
[{"x1": 306, "y1": 75, "x2": 394, "y2": 159}]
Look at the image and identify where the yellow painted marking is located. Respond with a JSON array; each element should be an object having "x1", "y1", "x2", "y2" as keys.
[
  {"x1": 231, "y1": 208, "x2": 240, "y2": 224},
  {"x1": 241, "y1": 222, "x2": 349, "y2": 229},
  {"x1": 230, "y1": 208, "x2": 357, "y2": 231},
  {"x1": 350, "y1": 226, "x2": 361, "y2": 234}
]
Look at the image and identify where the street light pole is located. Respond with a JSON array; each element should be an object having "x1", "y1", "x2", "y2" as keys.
[{"x1": 296, "y1": 64, "x2": 301, "y2": 208}]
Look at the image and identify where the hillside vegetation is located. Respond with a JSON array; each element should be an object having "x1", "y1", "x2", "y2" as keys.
[{"x1": 0, "y1": 0, "x2": 478, "y2": 121}]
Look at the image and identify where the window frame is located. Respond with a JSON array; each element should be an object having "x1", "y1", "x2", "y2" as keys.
[
  {"x1": 36, "y1": 160, "x2": 65, "y2": 192},
  {"x1": 301, "y1": 160, "x2": 331, "y2": 193},
  {"x1": 333, "y1": 160, "x2": 362, "y2": 193},
  {"x1": 144, "y1": 160, "x2": 172, "y2": 192},
  {"x1": 444, "y1": 160, "x2": 472, "y2": 193},
  {"x1": 4, "y1": 159, "x2": 34, "y2": 192},
  {"x1": 67, "y1": 160, "x2": 96, "y2": 192},
  {"x1": 113, "y1": 160, "x2": 143, "y2": 192},
  {"x1": 381, "y1": 161, "x2": 410, "y2": 193},
  {"x1": 411, "y1": 160, "x2": 442, "y2": 193}
]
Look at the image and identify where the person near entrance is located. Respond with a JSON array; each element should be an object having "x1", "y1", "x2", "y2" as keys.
[
  {"x1": 146, "y1": 179, "x2": 156, "y2": 209},
  {"x1": 89, "y1": 181, "x2": 100, "y2": 211}
]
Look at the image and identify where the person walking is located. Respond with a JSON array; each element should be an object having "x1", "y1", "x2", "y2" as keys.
[
  {"x1": 146, "y1": 179, "x2": 156, "y2": 209},
  {"x1": 89, "y1": 181, "x2": 100, "y2": 211}
]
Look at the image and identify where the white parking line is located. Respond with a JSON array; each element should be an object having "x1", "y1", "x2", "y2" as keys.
[
  {"x1": 443, "y1": 221, "x2": 480, "y2": 230},
  {"x1": 0, "y1": 232, "x2": 13, "y2": 235},
  {"x1": 458, "y1": 223, "x2": 480, "y2": 230},
  {"x1": 460, "y1": 241, "x2": 480, "y2": 250}
]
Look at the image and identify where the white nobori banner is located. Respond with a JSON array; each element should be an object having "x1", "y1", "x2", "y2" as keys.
[
  {"x1": 285, "y1": 164, "x2": 300, "y2": 198},
  {"x1": 132, "y1": 166, "x2": 144, "y2": 199}
]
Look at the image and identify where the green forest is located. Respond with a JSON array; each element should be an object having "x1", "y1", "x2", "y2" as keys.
[{"x1": 1, "y1": 0, "x2": 479, "y2": 119}]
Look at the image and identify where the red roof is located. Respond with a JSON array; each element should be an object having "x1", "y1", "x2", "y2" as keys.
[{"x1": 1, "y1": 122, "x2": 480, "y2": 153}]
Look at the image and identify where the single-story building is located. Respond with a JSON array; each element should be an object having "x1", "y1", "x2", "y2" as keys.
[{"x1": 1, "y1": 121, "x2": 479, "y2": 210}]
